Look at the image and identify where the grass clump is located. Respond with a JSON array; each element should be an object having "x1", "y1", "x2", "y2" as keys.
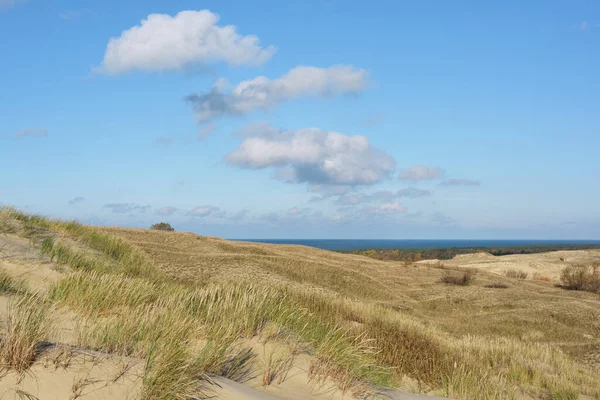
[
  {"x1": 440, "y1": 269, "x2": 476, "y2": 286},
  {"x1": 560, "y1": 264, "x2": 600, "y2": 293},
  {"x1": 0, "y1": 294, "x2": 51, "y2": 373},
  {"x1": 142, "y1": 339, "x2": 206, "y2": 400},
  {"x1": 0, "y1": 270, "x2": 26, "y2": 295},
  {"x1": 505, "y1": 269, "x2": 528, "y2": 279}
]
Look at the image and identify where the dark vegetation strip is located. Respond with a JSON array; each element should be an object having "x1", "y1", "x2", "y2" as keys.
[{"x1": 341, "y1": 244, "x2": 600, "y2": 262}]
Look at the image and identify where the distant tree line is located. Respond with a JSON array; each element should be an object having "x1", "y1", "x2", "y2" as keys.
[{"x1": 340, "y1": 244, "x2": 600, "y2": 262}]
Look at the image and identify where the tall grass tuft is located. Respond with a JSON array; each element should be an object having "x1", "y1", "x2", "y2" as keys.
[
  {"x1": 0, "y1": 269, "x2": 26, "y2": 295},
  {"x1": 142, "y1": 340, "x2": 206, "y2": 400},
  {"x1": 0, "y1": 294, "x2": 51, "y2": 373}
]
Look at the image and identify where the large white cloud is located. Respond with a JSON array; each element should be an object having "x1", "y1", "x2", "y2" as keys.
[
  {"x1": 96, "y1": 10, "x2": 276, "y2": 74},
  {"x1": 186, "y1": 65, "x2": 368, "y2": 122},
  {"x1": 226, "y1": 122, "x2": 395, "y2": 186}
]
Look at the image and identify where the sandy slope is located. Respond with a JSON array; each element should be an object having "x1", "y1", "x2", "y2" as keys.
[
  {"x1": 420, "y1": 249, "x2": 600, "y2": 280},
  {"x1": 1, "y1": 231, "x2": 597, "y2": 399},
  {"x1": 1, "y1": 234, "x2": 448, "y2": 400}
]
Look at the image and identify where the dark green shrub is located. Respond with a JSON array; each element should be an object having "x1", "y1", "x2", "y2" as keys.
[{"x1": 150, "y1": 222, "x2": 174, "y2": 232}]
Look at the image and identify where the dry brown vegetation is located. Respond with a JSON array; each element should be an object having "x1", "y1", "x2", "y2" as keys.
[
  {"x1": 440, "y1": 269, "x2": 476, "y2": 286},
  {"x1": 504, "y1": 269, "x2": 529, "y2": 279},
  {"x1": 1, "y1": 206, "x2": 600, "y2": 399},
  {"x1": 560, "y1": 264, "x2": 600, "y2": 293}
]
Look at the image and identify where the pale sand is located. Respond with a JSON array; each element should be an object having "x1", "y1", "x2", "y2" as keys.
[{"x1": 420, "y1": 249, "x2": 600, "y2": 280}]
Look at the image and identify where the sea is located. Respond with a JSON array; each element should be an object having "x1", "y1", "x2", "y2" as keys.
[{"x1": 230, "y1": 239, "x2": 600, "y2": 251}]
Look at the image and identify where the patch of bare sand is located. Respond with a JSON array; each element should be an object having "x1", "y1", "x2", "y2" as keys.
[
  {"x1": 0, "y1": 234, "x2": 62, "y2": 292},
  {"x1": 421, "y1": 250, "x2": 600, "y2": 280},
  {"x1": 0, "y1": 348, "x2": 143, "y2": 400}
]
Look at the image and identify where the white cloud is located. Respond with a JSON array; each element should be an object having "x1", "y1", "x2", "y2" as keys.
[
  {"x1": 186, "y1": 65, "x2": 368, "y2": 122},
  {"x1": 15, "y1": 128, "x2": 47, "y2": 138},
  {"x1": 226, "y1": 122, "x2": 395, "y2": 185},
  {"x1": 439, "y1": 178, "x2": 480, "y2": 187},
  {"x1": 68, "y1": 197, "x2": 86, "y2": 205},
  {"x1": 96, "y1": 10, "x2": 276, "y2": 74},
  {"x1": 398, "y1": 166, "x2": 444, "y2": 181},
  {"x1": 156, "y1": 207, "x2": 178, "y2": 216},
  {"x1": 187, "y1": 205, "x2": 221, "y2": 217}
]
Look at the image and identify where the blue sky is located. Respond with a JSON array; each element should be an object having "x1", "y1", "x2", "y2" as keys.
[{"x1": 1, "y1": 0, "x2": 599, "y2": 239}]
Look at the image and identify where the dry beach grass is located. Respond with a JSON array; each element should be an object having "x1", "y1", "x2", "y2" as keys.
[{"x1": 0, "y1": 206, "x2": 600, "y2": 399}]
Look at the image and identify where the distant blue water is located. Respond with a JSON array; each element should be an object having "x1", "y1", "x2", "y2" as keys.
[{"x1": 231, "y1": 239, "x2": 600, "y2": 251}]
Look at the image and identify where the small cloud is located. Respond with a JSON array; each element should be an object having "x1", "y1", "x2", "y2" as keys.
[
  {"x1": 398, "y1": 166, "x2": 443, "y2": 181},
  {"x1": 362, "y1": 202, "x2": 407, "y2": 215},
  {"x1": 309, "y1": 184, "x2": 352, "y2": 201},
  {"x1": 580, "y1": 21, "x2": 589, "y2": 31},
  {"x1": 439, "y1": 178, "x2": 480, "y2": 187},
  {"x1": 187, "y1": 205, "x2": 220, "y2": 217},
  {"x1": 103, "y1": 203, "x2": 151, "y2": 214},
  {"x1": 156, "y1": 207, "x2": 177, "y2": 216},
  {"x1": 154, "y1": 137, "x2": 173, "y2": 145},
  {"x1": 230, "y1": 209, "x2": 249, "y2": 221},
  {"x1": 198, "y1": 123, "x2": 216, "y2": 140},
  {"x1": 68, "y1": 197, "x2": 86, "y2": 205},
  {"x1": 15, "y1": 128, "x2": 47, "y2": 138},
  {"x1": 396, "y1": 187, "x2": 432, "y2": 198}
]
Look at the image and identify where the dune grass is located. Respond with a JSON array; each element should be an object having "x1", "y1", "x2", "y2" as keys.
[
  {"x1": 0, "y1": 269, "x2": 26, "y2": 295},
  {"x1": 2, "y1": 207, "x2": 600, "y2": 399},
  {"x1": 0, "y1": 293, "x2": 51, "y2": 373}
]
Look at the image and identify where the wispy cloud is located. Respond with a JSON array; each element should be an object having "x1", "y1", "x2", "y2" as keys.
[
  {"x1": 15, "y1": 128, "x2": 47, "y2": 138},
  {"x1": 398, "y1": 166, "x2": 444, "y2": 181},
  {"x1": 361, "y1": 202, "x2": 407, "y2": 215},
  {"x1": 439, "y1": 178, "x2": 480, "y2": 187},
  {"x1": 230, "y1": 209, "x2": 249, "y2": 221},
  {"x1": 103, "y1": 203, "x2": 151, "y2": 214},
  {"x1": 68, "y1": 197, "x2": 86, "y2": 205},
  {"x1": 156, "y1": 207, "x2": 178, "y2": 216},
  {"x1": 187, "y1": 205, "x2": 224, "y2": 218},
  {"x1": 198, "y1": 123, "x2": 216, "y2": 140}
]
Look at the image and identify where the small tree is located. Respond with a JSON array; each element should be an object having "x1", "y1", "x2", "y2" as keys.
[{"x1": 150, "y1": 222, "x2": 174, "y2": 232}]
